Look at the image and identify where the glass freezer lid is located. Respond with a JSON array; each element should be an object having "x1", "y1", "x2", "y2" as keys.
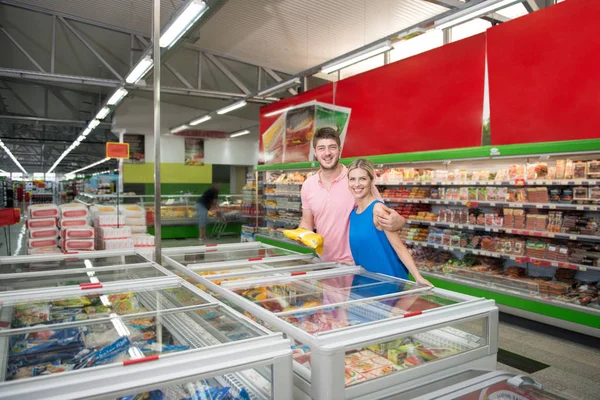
[
  {"x1": 187, "y1": 255, "x2": 317, "y2": 273},
  {"x1": 0, "y1": 304, "x2": 263, "y2": 384},
  {"x1": 0, "y1": 254, "x2": 150, "y2": 274},
  {"x1": 167, "y1": 246, "x2": 299, "y2": 266},
  {"x1": 0, "y1": 265, "x2": 167, "y2": 293}
]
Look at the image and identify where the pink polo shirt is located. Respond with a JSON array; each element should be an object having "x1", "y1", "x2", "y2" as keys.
[{"x1": 301, "y1": 165, "x2": 380, "y2": 263}]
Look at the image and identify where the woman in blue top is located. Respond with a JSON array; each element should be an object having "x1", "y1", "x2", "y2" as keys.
[{"x1": 348, "y1": 158, "x2": 432, "y2": 287}]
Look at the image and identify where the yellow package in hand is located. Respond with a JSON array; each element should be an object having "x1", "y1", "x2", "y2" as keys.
[{"x1": 283, "y1": 228, "x2": 324, "y2": 255}]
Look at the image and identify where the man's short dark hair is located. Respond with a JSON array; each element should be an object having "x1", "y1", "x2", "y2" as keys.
[{"x1": 312, "y1": 127, "x2": 341, "y2": 149}]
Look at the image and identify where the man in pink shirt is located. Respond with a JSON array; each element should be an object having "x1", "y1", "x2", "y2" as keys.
[{"x1": 300, "y1": 127, "x2": 405, "y2": 263}]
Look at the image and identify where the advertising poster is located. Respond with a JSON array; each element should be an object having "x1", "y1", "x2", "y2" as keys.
[
  {"x1": 123, "y1": 134, "x2": 145, "y2": 163},
  {"x1": 185, "y1": 138, "x2": 204, "y2": 166},
  {"x1": 261, "y1": 101, "x2": 351, "y2": 164}
]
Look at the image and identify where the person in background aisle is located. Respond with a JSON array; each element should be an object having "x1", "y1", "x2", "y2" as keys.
[
  {"x1": 300, "y1": 127, "x2": 406, "y2": 264},
  {"x1": 196, "y1": 183, "x2": 221, "y2": 241},
  {"x1": 347, "y1": 158, "x2": 432, "y2": 286}
]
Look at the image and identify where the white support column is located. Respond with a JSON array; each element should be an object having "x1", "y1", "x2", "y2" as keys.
[{"x1": 153, "y1": 0, "x2": 162, "y2": 261}]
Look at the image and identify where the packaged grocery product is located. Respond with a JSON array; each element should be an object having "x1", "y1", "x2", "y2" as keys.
[
  {"x1": 486, "y1": 187, "x2": 498, "y2": 201},
  {"x1": 495, "y1": 168, "x2": 509, "y2": 181},
  {"x1": 132, "y1": 234, "x2": 154, "y2": 247},
  {"x1": 95, "y1": 214, "x2": 126, "y2": 227},
  {"x1": 526, "y1": 164, "x2": 537, "y2": 180},
  {"x1": 60, "y1": 217, "x2": 90, "y2": 228},
  {"x1": 555, "y1": 160, "x2": 566, "y2": 179},
  {"x1": 573, "y1": 161, "x2": 587, "y2": 179},
  {"x1": 61, "y1": 226, "x2": 95, "y2": 239},
  {"x1": 590, "y1": 186, "x2": 600, "y2": 201},
  {"x1": 496, "y1": 187, "x2": 508, "y2": 201},
  {"x1": 588, "y1": 160, "x2": 600, "y2": 177},
  {"x1": 125, "y1": 216, "x2": 146, "y2": 226},
  {"x1": 26, "y1": 217, "x2": 57, "y2": 229},
  {"x1": 458, "y1": 187, "x2": 469, "y2": 201},
  {"x1": 27, "y1": 246, "x2": 62, "y2": 255},
  {"x1": 564, "y1": 159, "x2": 574, "y2": 179},
  {"x1": 97, "y1": 226, "x2": 132, "y2": 239},
  {"x1": 59, "y1": 203, "x2": 89, "y2": 218},
  {"x1": 122, "y1": 204, "x2": 145, "y2": 217},
  {"x1": 28, "y1": 237, "x2": 59, "y2": 248},
  {"x1": 28, "y1": 226, "x2": 59, "y2": 239},
  {"x1": 468, "y1": 187, "x2": 477, "y2": 201},
  {"x1": 91, "y1": 204, "x2": 121, "y2": 215},
  {"x1": 535, "y1": 162, "x2": 548, "y2": 179},
  {"x1": 60, "y1": 238, "x2": 95, "y2": 251},
  {"x1": 283, "y1": 227, "x2": 324, "y2": 255},
  {"x1": 97, "y1": 238, "x2": 134, "y2": 250},
  {"x1": 573, "y1": 186, "x2": 588, "y2": 200},
  {"x1": 27, "y1": 203, "x2": 59, "y2": 219},
  {"x1": 12, "y1": 303, "x2": 51, "y2": 327},
  {"x1": 560, "y1": 189, "x2": 573, "y2": 203}
]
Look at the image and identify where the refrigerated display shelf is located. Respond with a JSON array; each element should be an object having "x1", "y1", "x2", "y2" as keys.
[
  {"x1": 384, "y1": 198, "x2": 599, "y2": 211},
  {"x1": 264, "y1": 217, "x2": 299, "y2": 226},
  {"x1": 402, "y1": 239, "x2": 599, "y2": 272},
  {"x1": 404, "y1": 219, "x2": 600, "y2": 243},
  {"x1": 376, "y1": 179, "x2": 600, "y2": 186},
  {"x1": 265, "y1": 206, "x2": 302, "y2": 212}
]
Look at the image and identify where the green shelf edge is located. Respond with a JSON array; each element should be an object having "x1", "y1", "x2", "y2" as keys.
[
  {"x1": 255, "y1": 236, "x2": 315, "y2": 254},
  {"x1": 257, "y1": 139, "x2": 600, "y2": 171},
  {"x1": 425, "y1": 276, "x2": 600, "y2": 329}
]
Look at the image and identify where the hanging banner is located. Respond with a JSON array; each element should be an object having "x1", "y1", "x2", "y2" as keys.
[
  {"x1": 123, "y1": 134, "x2": 145, "y2": 163},
  {"x1": 261, "y1": 101, "x2": 351, "y2": 164},
  {"x1": 185, "y1": 138, "x2": 205, "y2": 166}
]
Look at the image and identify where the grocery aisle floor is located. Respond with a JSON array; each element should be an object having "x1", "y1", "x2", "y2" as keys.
[{"x1": 1, "y1": 222, "x2": 599, "y2": 399}]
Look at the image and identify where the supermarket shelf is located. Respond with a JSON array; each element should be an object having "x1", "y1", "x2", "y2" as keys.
[
  {"x1": 376, "y1": 179, "x2": 600, "y2": 186},
  {"x1": 265, "y1": 206, "x2": 302, "y2": 212},
  {"x1": 264, "y1": 217, "x2": 299, "y2": 226},
  {"x1": 405, "y1": 219, "x2": 600, "y2": 243},
  {"x1": 402, "y1": 239, "x2": 600, "y2": 272},
  {"x1": 420, "y1": 269, "x2": 600, "y2": 317},
  {"x1": 384, "y1": 197, "x2": 600, "y2": 211},
  {"x1": 265, "y1": 193, "x2": 302, "y2": 198},
  {"x1": 265, "y1": 182, "x2": 303, "y2": 186}
]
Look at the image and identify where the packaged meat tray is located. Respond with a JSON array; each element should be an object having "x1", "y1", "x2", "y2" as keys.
[
  {"x1": 95, "y1": 214, "x2": 126, "y2": 227},
  {"x1": 28, "y1": 227, "x2": 59, "y2": 239},
  {"x1": 26, "y1": 217, "x2": 57, "y2": 229},
  {"x1": 60, "y1": 238, "x2": 95, "y2": 251},
  {"x1": 97, "y1": 226, "x2": 132, "y2": 239},
  {"x1": 59, "y1": 217, "x2": 90, "y2": 228},
  {"x1": 59, "y1": 203, "x2": 89, "y2": 218},
  {"x1": 27, "y1": 203, "x2": 59, "y2": 219},
  {"x1": 61, "y1": 226, "x2": 95, "y2": 239},
  {"x1": 28, "y1": 237, "x2": 59, "y2": 248},
  {"x1": 27, "y1": 246, "x2": 63, "y2": 255}
]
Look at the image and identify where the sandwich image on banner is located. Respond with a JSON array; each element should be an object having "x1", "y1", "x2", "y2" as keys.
[
  {"x1": 262, "y1": 113, "x2": 285, "y2": 164},
  {"x1": 285, "y1": 105, "x2": 315, "y2": 163}
]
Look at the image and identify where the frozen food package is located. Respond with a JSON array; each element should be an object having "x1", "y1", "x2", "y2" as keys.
[
  {"x1": 26, "y1": 217, "x2": 57, "y2": 229},
  {"x1": 97, "y1": 226, "x2": 132, "y2": 239},
  {"x1": 95, "y1": 214, "x2": 126, "y2": 227},
  {"x1": 28, "y1": 227, "x2": 59, "y2": 239},
  {"x1": 27, "y1": 203, "x2": 59, "y2": 219},
  {"x1": 122, "y1": 204, "x2": 146, "y2": 217},
  {"x1": 59, "y1": 203, "x2": 89, "y2": 218},
  {"x1": 283, "y1": 227, "x2": 324, "y2": 255},
  {"x1": 555, "y1": 160, "x2": 566, "y2": 179},
  {"x1": 61, "y1": 226, "x2": 95, "y2": 239},
  {"x1": 28, "y1": 237, "x2": 59, "y2": 248},
  {"x1": 59, "y1": 217, "x2": 90, "y2": 228},
  {"x1": 60, "y1": 238, "x2": 95, "y2": 251},
  {"x1": 97, "y1": 238, "x2": 135, "y2": 250},
  {"x1": 91, "y1": 204, "x2": 121, "y2": 215},
  {"x1": 132, "y1": 234, "x2": 155, "y2": 247},
  {"x1": 27, "y1": 246, "x2": 62, "y2": 255},
  {"x1": 125, "y1": 216, "x2": 146, "y2": 226}
]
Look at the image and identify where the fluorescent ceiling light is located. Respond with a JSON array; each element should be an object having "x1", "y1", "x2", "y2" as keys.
[
  {"x1": 0, "y1": 143, "x2": 27, "y2": 174},
  {"x1": 230, "y1": 129, "x2": 250, "y2": 138},
  {"x1": 435, "y1": 0, "x2": 522, "y2": 30},
  {"x1": 321, "y1": 41, "x2": 393, "y2": 74},
  {"x1": 69, "y1": 157, "x2": 111, "y2": 175},
  {"x1": 76, "y1": 135, "x2": 84, "y2": 142},
  {"x1": 216, "y1": 100, "x2": 247, "y2": 115},
  {"x1": 258, "y1": 77, "x2": 301, "y2": 97},
  {"x1": 170, "y1": 125, "x2": 188, "y2": 134},
  {"x1": 126, "y1": 55, "x2": 153, "y2": 84},
  {"x1": 190, "y1": 115, "x2": 212, "y2": 126},
  {"x1": 160, "y1": 0, "x2": 208, "y2": 48},
  {"x1": 89, "y1": 119, "x2": 100, "y2": 129},
  {"x1": 107, "y1": 88, "x2": 128, "y2": 105},
  {"x1": 264, "y1": 106, "x2": 294, "y2": 118},
  {"x1": 82, "y1": 127, "x2": 92, "y2": 136},
  {"x1": 96, "y1": 107, "x2": 110, "y2": 120}
]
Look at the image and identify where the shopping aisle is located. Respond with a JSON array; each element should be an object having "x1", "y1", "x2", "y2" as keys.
[
  {"x1": 0, "y1": 220, "x2": 26, "y2": 256},
  {"x1": 496, "y1": 314, "x2": 600, "y2": 400}
]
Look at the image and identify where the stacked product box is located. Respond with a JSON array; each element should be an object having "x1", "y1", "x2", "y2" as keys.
[
  {"x1": 58, "y1": 203, "x2": 94, "y2": 252},
  {"x1": 122, "y1": 204, "x2": 153, "y2": 249},
  {"x1": 26, "y1": 204, "x2": 61, "y2": 255},
  {"x1": 91, "y1": 204, "x2": 134, "y2": 250}
]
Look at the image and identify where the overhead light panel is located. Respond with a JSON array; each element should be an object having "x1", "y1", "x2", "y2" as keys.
[
  {"x1": 216, "y1": 100, "x2": 247, "y2": 115},
  {"x1": 230, "y1": 129, "x2": 250, "y2": 138},
  {"x1": 170, "y1": 125, "x2": 188, "y2": 134},
  {"x1": 0, "y1": 141, "x2": 27, "y2": 174},
  {"x1": 190, "y1": 115, "x2": 212, "y2": 126},
  {"x1": 160, "y1": 0, "x2": 208, "y2": 49},
  {"x1": 82, "y1": 127, "x2": 92, "y2": 136},
  {"x1": 264, "y1": 105, "x2": 294, "y2": 118},
  {"x1": 321, "y1": 41, "x2": 393, "y2": 74},
  {"x1": 107, "y1": 88, "x2": 128, "y2": 106},
  {"x1": 258, "y1": 77, "x2": 301, "y2": 97},
  {"x1": 68, "y1": 157, "x2": 111, "y2": 175},
  {"x1": 435, "y1": 0, "x2": 522, "y2": 30},
  {"x1": 89, "y1": 119, "x2": 100, "y2": 129},
  {"x1": 126, "y1": 55, "x2": 153, "y2": 84},
  {"x1": 96, "y1": 107, "x2": 110, "y2": 120}
]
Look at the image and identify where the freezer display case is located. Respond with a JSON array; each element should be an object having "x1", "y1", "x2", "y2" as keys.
[
  {"x1": 0, "y1": 276, "x2": 293, "y2": 399},
  {"x1": 193, "y1": 268, "x2": 498, "y2": 400}
]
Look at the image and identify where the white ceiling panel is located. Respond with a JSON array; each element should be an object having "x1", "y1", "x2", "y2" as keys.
[{"x1": 195, "y1": 0, "x2": 448, "y2": 74}]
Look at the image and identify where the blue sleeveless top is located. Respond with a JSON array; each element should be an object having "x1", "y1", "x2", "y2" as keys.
[{"x1": 349, "y1": 200, "x2": 408, "y2": 279}]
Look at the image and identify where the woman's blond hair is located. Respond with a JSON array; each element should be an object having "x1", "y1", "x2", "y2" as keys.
[{"x1": 347, "y1": 158, "x2": 375, "y2": 180}]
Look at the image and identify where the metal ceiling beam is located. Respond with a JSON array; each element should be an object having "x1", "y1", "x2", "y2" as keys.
[
  {"x1": 204, "y1": 53, "x2": 251, "y2": 95},
  {"x1": 48, "y1": 88, "x2": 80, "y2": 119},
  {"x1": 0, "y1": 82, "x2": 39, "y2": 116},
  {"x1": 0, "y1": 26, "x2": 46, "y2": 72},
  {"x1": 422, "y1": 0, "x2": 510, "y2": 23},
  {"x1": 0, "y1": 115, "x2": 111, "y2": 127},
  {"x1": 523, "y1": 0, "x2": 541, "y2": 12},
  {"x1": 263, "y1": 68, "x2": 298, "y2": 96}
]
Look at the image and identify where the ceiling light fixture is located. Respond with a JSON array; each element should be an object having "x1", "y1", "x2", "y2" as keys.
[
  {"x1": 95, "y1": 107, "x2": 110, "y2": 120},
  {"x1": 170, "y1": 125, "x2": 189, "y2": 134},
  {"x1": 68, "y1": 157, "x2": 111, "y2": 175},
  {"x1": 264, "y1": 106, "x2": 295, "y2": 118},
  {"x1": 258, "y1": 77, "x2": 301, "y2": 97},
  {"x1": 0, "y1": 140, "x2": 27, "y2": 174},
  {"x1": 230, "y1": 129, "x2": 250, "y2": 138},
  {"x1": 82, "y1": 127, "x2": 92, "y2": 136},
  {"x1": 125, "y1": 55, "x2": 153, "y2": 84},
  {"x1": 321, "y1": 41, "x2": 393, "y2": 74},
  {"x1": 107, "y1": 88, "x2": 129, "y2": 106},
  {"x1": 435, "y1": 0, "x2": 522, "y2": 30},
  {"x1": 89, "y1": 119, "x2": 100, "y2": 129},
  {"x1": 216, "y1": 100, "x2": 247, "y2": 115},
  {"x1": 160, "y1": 0, "x2": 209, "y2": 49},
  {"x1": 189, "y1": 115, "x2": 212, "y2": 126}
]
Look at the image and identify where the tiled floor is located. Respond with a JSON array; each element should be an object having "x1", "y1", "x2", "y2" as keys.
[{"x1": 1, "y1": 220, "x2": 598, "y2": 398}]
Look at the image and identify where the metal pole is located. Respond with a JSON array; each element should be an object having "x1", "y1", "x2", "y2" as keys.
[{"x1": 153, "y1": 0, "x2": 162, "y2": 262}]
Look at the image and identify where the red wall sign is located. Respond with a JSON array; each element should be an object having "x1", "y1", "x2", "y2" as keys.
[
  {"x1": 106, "y1": 142, "x2": 130, "y2": 159},
  {"x1": 488, "y1": 0, "x2": 600, "y2": 145}
]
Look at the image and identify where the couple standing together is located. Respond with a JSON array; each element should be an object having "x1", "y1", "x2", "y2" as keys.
[{"x1": 300, "y1": 127, "x2": 431, "y2": 287}]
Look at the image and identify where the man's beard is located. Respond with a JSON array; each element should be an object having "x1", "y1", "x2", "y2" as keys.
[{"x1": 320, "y1": 156, "x2": 339, "y2": 170}]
